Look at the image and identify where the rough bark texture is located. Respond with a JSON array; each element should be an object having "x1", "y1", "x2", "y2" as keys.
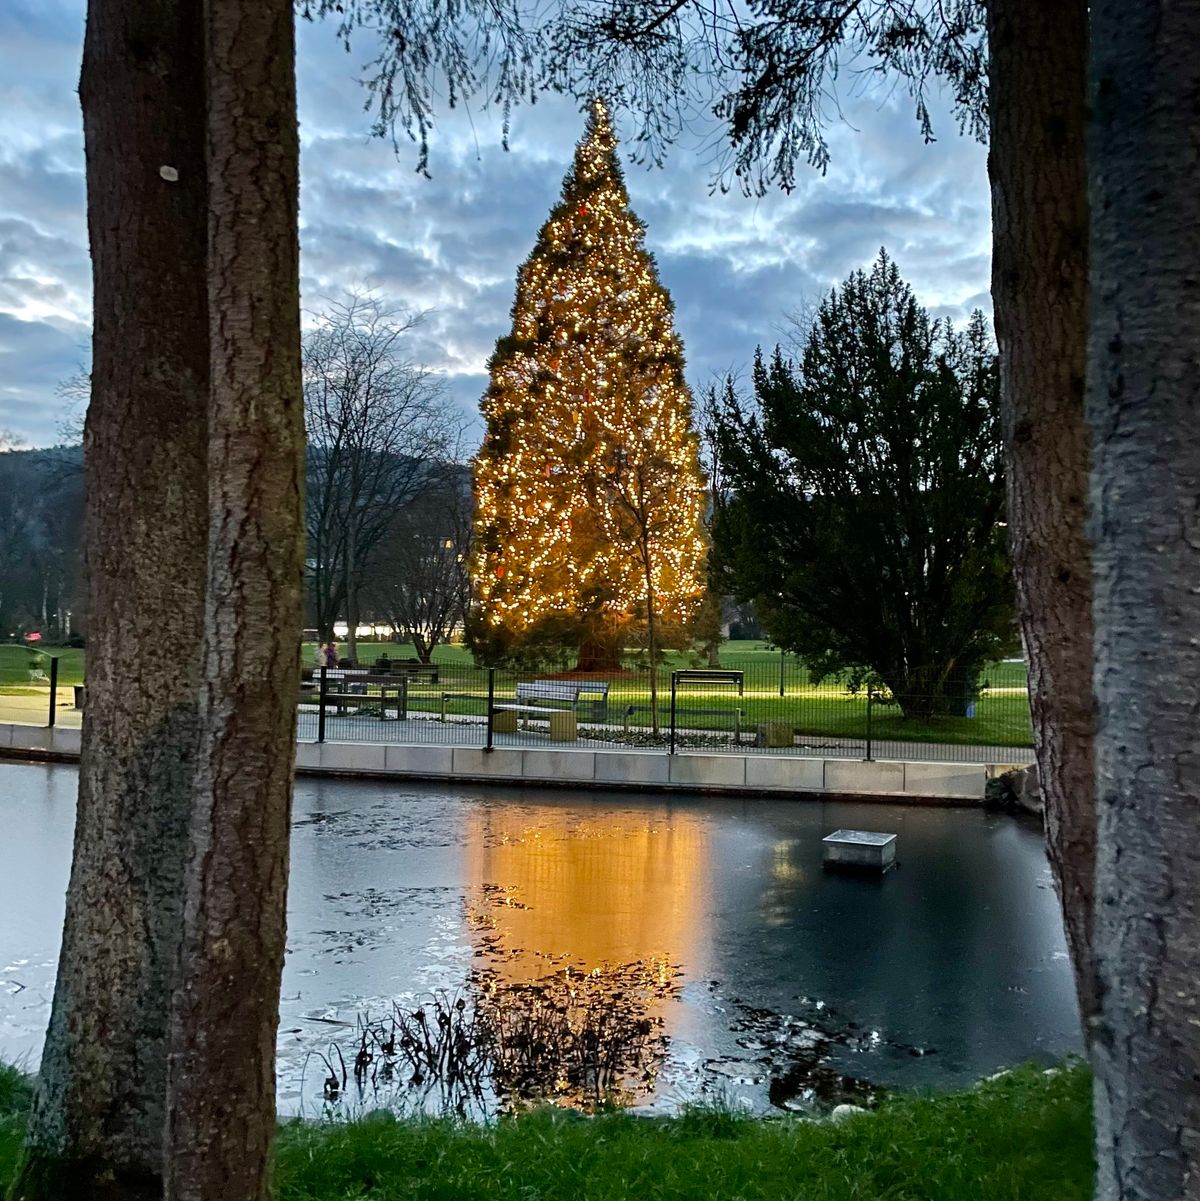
[
  {"x1": 163, "y1": 1, "x2": 303, "y2": 1199},
  {"x1": 1088, "y1": 4, "x2": 1200, "y2": 1196},
  {"x1": 986, "y1": 0, "x2": 1096, "y2": 1028},
  {"x1": 10, "y1": 1, "x2": 208, "y2": 1197}
]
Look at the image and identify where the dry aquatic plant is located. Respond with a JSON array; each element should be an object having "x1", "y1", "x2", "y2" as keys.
[{"x1": 327, "y1": 959, "x2": 681, "y2": 1116}]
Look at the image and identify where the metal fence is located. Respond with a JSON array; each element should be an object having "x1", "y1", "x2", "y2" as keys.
[
  {"x1": 296, "y1": 656, "x2": 1035, "y2": 764},
  {"x1": 0, "y1": 647, "x2": 66, "y2": 728},
  {"x1": 1, "y1": 646, "x2": 1034, "y2": 764}
]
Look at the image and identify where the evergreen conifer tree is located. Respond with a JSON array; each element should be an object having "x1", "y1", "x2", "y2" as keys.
[{"x1": 471, "y1": 100, "x2": 707, "y2": 671}]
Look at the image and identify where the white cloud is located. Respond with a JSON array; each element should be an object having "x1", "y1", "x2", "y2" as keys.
[{"x1": 0, "y1": 1, "x2": 992, "y2": 446}]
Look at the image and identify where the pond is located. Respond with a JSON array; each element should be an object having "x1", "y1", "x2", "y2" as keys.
[{"x1": 0, "y1": 761, "x2": 1080, "y2": 1117}]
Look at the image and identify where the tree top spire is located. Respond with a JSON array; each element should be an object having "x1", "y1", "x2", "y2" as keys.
[{"x1": 571, "y1": 97, "x2": 619, "y2": 186}]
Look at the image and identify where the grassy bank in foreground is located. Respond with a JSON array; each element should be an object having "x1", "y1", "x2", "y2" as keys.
[{"x1": 1, "y1": 1063, "x2": 1092, "y2": 1200}]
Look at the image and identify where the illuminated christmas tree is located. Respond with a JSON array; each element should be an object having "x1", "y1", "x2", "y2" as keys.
[{"x1": 471, "y1": 99, "x2": 707, "y2": 673}]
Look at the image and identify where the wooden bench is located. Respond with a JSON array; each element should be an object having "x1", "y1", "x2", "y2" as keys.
[
  {"x1": 516, "y1": 679, "x2": 610, "y2": 719},
  {"x1": 435, "y1": 680, "x2": 611, "y2": 730},
  {"x1": 671, "y1": 668, "x2": 745, "y2": 695}
]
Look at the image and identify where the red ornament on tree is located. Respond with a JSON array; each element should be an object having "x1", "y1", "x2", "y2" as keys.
[{"x1": 496, "y1": 564, "x2": 505, "y2": 579}]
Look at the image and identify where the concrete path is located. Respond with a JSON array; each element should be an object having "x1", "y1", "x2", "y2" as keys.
[
  {"x1": 0, "y1": 692, "x2": 79, "y2": 728},
  {"x1": 0, "y1": 692, "x2": 1034, "y2": 769}
]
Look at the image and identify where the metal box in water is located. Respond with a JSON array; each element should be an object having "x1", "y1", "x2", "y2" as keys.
[{"x1": 822, "y1": 829, "x2": 897, "y2": 873}]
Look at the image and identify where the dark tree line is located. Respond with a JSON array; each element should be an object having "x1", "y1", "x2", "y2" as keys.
[{"x1": 0, "y1": 445, "x2": 85, "y2": 641}]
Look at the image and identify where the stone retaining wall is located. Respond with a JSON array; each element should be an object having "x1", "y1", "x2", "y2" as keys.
[{"x1": 0, "y1": 723, "x2": 1036, "y2": 803}]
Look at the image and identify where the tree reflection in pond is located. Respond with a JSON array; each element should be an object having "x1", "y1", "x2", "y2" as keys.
[
  {"x1": 319, "y1": 805, "x2": 706, "y2": 1115},
  {"x1": 320, "y1": 806, "x2": 899, "y2": 1116}
]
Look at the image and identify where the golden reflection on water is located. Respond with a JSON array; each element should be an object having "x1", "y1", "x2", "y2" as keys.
[
  {"x1": 462, "y1": 806, "x2": 709, "y2": 979},
  {"x1": 460, "y1": 805, "x2": 710, "y2": 1107}
]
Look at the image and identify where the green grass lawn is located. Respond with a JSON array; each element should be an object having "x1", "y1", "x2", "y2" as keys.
[
  {"x1": 0, "y1": 640, "x2": 1032, "y2": 748},
  {"x1": 0, "y1": 645, "x2": 84, "y2": 692},
  {"x1": 340, "y1": 640, "x2": 1032, "y2": 748},
  {"x1": 0, "y1": 1062, "x2": 1093, "y2": 1200}
]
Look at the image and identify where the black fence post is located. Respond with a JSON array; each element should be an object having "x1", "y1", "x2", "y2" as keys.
[
  {"x1": 317, "y1": 666, "x2": 328, "y2": 743},
  {"x1": 668, "y1": 671, "x2": 678, "y2": 756},
  {"x1": 485, "y1": 667, "x2": 495, "y2": 752},
  {"x1": 48, "y1": 656, "x2": 58, "y2": 728},
  {"x1": 864, "y1": 688, "x2": 874, "y2": 761},
  {"x1": 779, "y1": 648, "x2": 785, "y2": 697}
]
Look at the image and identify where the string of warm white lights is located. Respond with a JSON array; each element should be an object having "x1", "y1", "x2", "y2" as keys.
[{"x1": 471, "y1": 99, "x2": 707, "y2": 650}]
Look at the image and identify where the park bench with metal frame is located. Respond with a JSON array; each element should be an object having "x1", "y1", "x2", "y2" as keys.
[
  {"x1": 670, "y1": 668, "x2": 744, "y2": 695},
  {"x1": 516, "y1": 679, "x2": 609, "y2": 718},
  {"x1": 668, "y1": 669, "x2": 746, "y2": 754}
]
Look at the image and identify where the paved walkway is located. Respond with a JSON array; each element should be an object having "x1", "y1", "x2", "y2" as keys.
[
  {"x1": 0, "y1": 692, "x2": 1034, "y2": 767},
  {"x1": 0, "y1": 692, "x2": 79, "y2": 728},
  {"x1": 295, "y1": 710, "x2": 1031, "y2": 765}
]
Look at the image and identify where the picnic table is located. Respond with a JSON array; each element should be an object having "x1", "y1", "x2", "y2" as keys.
[{"x1": 299, "y1": 670, "x2": 408, "y2": 720}]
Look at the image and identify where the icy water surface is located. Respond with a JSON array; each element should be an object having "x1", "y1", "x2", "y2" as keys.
[{"x1": 0, "y1": 762, "x2": 1080, "y2": 1116}]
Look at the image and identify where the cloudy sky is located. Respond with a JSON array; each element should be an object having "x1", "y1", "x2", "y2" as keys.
[{"x1": 0, "y1": 0, "x2": 992, "y2": 447}]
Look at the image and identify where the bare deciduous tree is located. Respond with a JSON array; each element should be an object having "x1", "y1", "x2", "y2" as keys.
[
  {"x1": 304, "y1": 293, "x2": 463, "y2": 660},
  {"x1": 55, "y1": 373, "x2": 91, "y2": 447},
  {"x1": 369, "y1": 472, "x2": 472, "y2": 662}
]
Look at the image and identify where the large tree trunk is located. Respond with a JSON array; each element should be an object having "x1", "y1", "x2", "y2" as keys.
[
  {"x1": 11, "y1": 0, "x2": 208, "y2": 1195},
  {"x1": 574, "y1": 633, "x2": 623, "y2": 672},
  {"x1": 412, "y1": 632, "x2": 433, "y2": 663},
  {"x1": 987, "y1": 0, "x2": 1096, "y2": 1028},
  {"x1": 1087, "y1": 4, "x2": 1200, "y2": 1195},
  {"x1": 574, "y1": 616, "x2": 624, "y2": 672},
  {"x1": 163, "y1": 1, "x2": 303, "y2": 1198}
]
